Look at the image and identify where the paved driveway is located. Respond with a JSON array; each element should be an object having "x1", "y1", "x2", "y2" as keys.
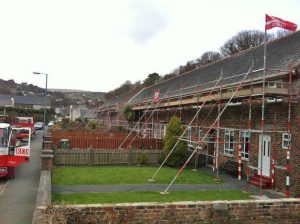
[{"x1": 0, "y1": 130, "x2": 42, "y2": 224}]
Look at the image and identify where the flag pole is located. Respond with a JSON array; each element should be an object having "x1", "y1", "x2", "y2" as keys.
[
  {"x1": 263, "y1": 15, "x2": 267, "y2": 72},
  {"x1": 260, "y1": 14, "x2": 267, "y2": 196}
]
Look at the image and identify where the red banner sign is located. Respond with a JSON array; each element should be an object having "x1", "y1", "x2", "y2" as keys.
[
  {"x1": 153, "y1": 90, "x2": 160, "y2": 103},
  {"x1": 266, "y1": 14, "x2": 297, "y2": 31}
]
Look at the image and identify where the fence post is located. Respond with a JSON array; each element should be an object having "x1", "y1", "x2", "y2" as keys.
[
  {"x1": 89, "y1": 148, "x2": 94, "y2": 166},
  {"x1": 128, "y1": 149, "x2": 132, "y2": 165}
]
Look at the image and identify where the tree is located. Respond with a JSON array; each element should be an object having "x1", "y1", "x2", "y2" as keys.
[
  {"x1": 196, "y1": 51, "x2": 223, "y2": 67},
  {"x1": 163, "y1": 116, "x2": 187, "y2": 167},
  {"x1": 105, "y1": 80, "x2": 133, "y2": 100},
  {"x1": 275, "y1": 29, "x2": 293, "y2": 39},
  {"x1": 220, "y1": 30, "x2": 273, "y2": 57},
  {"x1": 143, "y1": 73, "x2": 161, "y2": 87},
  {"x1": 162, "y1": 73, "x2": 177, "y2": 81}
]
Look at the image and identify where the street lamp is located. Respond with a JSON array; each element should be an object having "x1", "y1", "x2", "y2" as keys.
[{"x1": 33, "y1": 72, "x2": 48, "y2": 137}]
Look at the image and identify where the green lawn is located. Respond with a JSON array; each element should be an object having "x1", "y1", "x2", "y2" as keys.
[
  {"x1": 52, "y1": 166, "x2": 222, "y2": 185},
  {"x1": 53, "y1": 190, "x2": 249, "y2": 204}
]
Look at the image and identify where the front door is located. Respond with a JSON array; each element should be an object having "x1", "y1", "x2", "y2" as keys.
[{"x1": 258, "y1": 134, "x2": 271, "y2": 177}]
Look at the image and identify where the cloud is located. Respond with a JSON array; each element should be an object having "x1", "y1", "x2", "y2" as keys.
[{"x1": 128, "y1": 1, "x2": 167, "y2": 45}]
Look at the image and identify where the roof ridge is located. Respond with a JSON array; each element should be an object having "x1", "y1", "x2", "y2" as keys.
[{"x1": 145, "y1": 30, "x2": 300, "y2": 91}]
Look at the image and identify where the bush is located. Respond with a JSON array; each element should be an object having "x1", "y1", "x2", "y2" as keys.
[
  {"x1": 116, "y1": 125, "x2": 125, "y2": 132},
  {"x1": 62, "y1": 117, "x2": 70, "y2": 124},
  {"x1": 163, "y1": 116, "x2": 187, "y2": 167},
  {"x1": 123, "y1": 105, "x2": 134, "y2": 121},
  {"x1": 87, "y1": 120, "x2": 97, "y2": 129},
  {"x1": 137, "y1": 153, "x2": 147, "y2": 166}
]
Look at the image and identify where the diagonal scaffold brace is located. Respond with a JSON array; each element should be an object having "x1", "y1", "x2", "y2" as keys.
[
  {"x1": 118, "y1": 101, "x2": 155, "y2": 149},
  {"x1": 161, "y1": 65, "x2": 254, "y2": 194},
  {"x1": 148, "y1": 74, "x2": 223, "y2": 182}
]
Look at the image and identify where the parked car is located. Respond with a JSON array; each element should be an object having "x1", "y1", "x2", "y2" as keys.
[
  {"x1": 47, "y1": 121, "x2": 54, "y2": 127},
  {"x1": 34, "y1": 122, "x2": 44, "y2": 130}
]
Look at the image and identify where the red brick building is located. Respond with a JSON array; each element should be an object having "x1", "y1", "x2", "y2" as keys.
[{"x1": 99, "y1": 31, "x2": 300, "y2": 196}]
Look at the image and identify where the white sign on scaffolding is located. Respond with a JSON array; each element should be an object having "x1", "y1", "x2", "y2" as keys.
[{"x1": 153, "y1": 90, "x2": 160, "y2": 103}]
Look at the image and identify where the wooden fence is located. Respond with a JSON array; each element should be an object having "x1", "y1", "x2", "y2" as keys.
[
  {"x1": 52, "y1": 130, "x2": 163, "y2": 149},
  {"x1": 54, "y1": 149, "x2": 163, "y2": 166}
]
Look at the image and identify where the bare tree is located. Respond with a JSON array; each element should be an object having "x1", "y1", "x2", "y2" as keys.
[
  {"x1": 220, "y1": 30, "x2": 273, "y2": 57},
  {"x1": 275, "y1": 29, "x2": 293, "y2": 39},
  {"x1": 196, "y1": 51, "x2": 223, "y2": 67}
]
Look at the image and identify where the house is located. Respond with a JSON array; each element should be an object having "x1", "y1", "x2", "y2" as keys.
[
  {"x1": 69, "y1": 105, "x2": 98, "y2": 121},
  {"x1": 98, "y1": 31, "x2": 300, "y2": 197},
  {"x1": 0, "y1": 94, "x2": 51, "y2": 109}
]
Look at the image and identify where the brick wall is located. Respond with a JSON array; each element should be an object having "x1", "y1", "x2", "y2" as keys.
[
  {"x1": 35, "y1": 199, "x2": 300, "y2": 223},
  {"x1": 142, "y1": 97, "x2": 300, "y2": 196}
]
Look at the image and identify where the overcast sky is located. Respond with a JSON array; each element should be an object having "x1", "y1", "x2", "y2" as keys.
[{"x1": 0, "y1": 0, "x2": 299, "y2": 92}]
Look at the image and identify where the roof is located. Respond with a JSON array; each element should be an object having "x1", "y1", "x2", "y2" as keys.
[
  {"x1": 0, "y1": 123, "x2": 10, "y2": 128},
  {"x1": 82, "y1": 110, "x2": 98, "y2": 119},
  {"x1": 0, "y1": 95, "x2": 13, "y2": 106},
  {"x1": 99, "y1": 89, "x2": 141, "y2": 111},
  {"x1": 0, "y1": 94, "x2": 51, "y2": 106},
  {"x1": 129, "y1": 31, "x2": 300, "y2": 105}
]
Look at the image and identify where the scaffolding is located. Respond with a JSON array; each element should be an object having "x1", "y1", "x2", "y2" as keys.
[
  {"x1": 97, "y1": 61, "x2": 295, "y2": 196},
  {"x1": 135, "y1": 64, "x2": 294, "y2": 195}
]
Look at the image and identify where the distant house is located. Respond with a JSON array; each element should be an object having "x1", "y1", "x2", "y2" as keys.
[
  {"x1": 0, "y1": 94, "x2": 51, "y2": 109},
  {"x1": 69, "y1": 105, "x2": 98, "y2": 121}
]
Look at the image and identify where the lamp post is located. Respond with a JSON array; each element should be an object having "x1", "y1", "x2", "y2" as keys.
[{"x1": 33, "y1": 72, "x2": 48, "y2": 137}]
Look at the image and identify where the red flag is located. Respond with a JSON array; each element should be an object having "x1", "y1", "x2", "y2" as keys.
[{"x1": 266, "y1": 14, "x2": 297, "y2": 31}]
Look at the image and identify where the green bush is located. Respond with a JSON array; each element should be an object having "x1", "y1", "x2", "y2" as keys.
[
  {"x1": 123, "y1": 105, "x2": 134, "y2": 121},
  {"x1": 87, "y1": 120, "x2": 97, "y2": 129},
  {"x1": 62, "y1": 117, "x2": 70, "y2": 124},
  {"x1": 163, "y1": 116, "x2": 187, "y2": 167},
  {"x1": 116, "y1": 125, "x2": 125, "y2": 132},
  {"x1": 137, "y1": 153, "x2": 147, "y2": 166}
]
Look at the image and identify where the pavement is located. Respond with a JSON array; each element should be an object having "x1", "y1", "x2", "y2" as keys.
[
  {"x1": 53, "y1": 167, "x2": 283, "y2": 199},
  {"x1": 0, "y1": 130, "x2": 43, "y2": 224}
]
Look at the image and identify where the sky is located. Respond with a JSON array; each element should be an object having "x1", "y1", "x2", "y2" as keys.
[{"x1": 0, "y1": 0, "x2": 299, "y2": 92}]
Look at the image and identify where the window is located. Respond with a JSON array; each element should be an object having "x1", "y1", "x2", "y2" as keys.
[
  {"x1": 198, "y1": 127, "x2": 203, "y2": 141},
  {"x1": 188, "y1": 127, "x2": 192, "y2": 145},
  {"x1": 267, "y1": 79, "x2": 283, "y2": 88},
  {"x1": 224, "y1": 129, "x2": 234, "y2": 155},
  {"x1": 240, "y1": 131, "x2": 250, "y2": 159},
  {"x1": 282, "y1": 133, "x2": 291, "y2": 149},
  {"x1": 267, "y1": 82, "x2": 277, "y2": 88}
]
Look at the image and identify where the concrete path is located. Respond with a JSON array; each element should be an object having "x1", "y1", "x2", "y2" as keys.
[
  {"x1": 53, "y1": 183, "x2": 242, "y2": 193},
  {"x1": 0, "y1": 130, "x2": 43, "y2": 224}
]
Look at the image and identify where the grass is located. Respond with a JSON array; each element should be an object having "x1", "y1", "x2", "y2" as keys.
[
  {"x1": 52, "y1": 190, "x2": 249, "y2": 204},
  {"x1": 52, "y1": 166, "x2": 222, "y2": 185}
]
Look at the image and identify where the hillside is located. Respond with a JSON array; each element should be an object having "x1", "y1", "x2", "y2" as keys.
[
  {"x1": 0, "y1": 79, "x2": 45, "y2": 96},
  {"x1": 49, "y1": 88, "x2": 105, "y2": 93},
  {"x1": 0, "y1": 79, "x2": 105, "y2": 108}
]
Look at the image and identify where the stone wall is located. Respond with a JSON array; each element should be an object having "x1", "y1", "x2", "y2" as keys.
[{"x1": 34, "y1": 199, "x2": 300, "y2": 224}]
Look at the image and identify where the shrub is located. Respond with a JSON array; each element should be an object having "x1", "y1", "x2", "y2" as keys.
[
  {"x1": 137, "y1": 153, "x2": 147, "y2": 166},
  {"x1": 87, "y1": 120, "x2": 97, "y2": 129},
  {"x1": 123, "y1": 105, "x2": 134, "y2": 121},
  {"x1": 62, "y1": 117, "x2": 70, "y2": 125},
  {"x1": 163, "y1": 116, "x2": 187, "y2": 167}
]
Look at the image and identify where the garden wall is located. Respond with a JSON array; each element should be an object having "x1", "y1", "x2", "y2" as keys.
[
  {"x1": 54, "y1": 148, "x2": 163, "y2": 166},
  {"x1": 34, "y1": 199, "x2": 300, "y2": 223}
]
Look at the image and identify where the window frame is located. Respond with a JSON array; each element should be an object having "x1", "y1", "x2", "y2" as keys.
[
  {"x1": 282, "y1": 133, "x2": 291, "y2": 149},
  {"x1": 240, "y1": 131, "x2": 250, "y2": 160},
  {"x1": 224, "y1": 129, "x2": 234, "y2": 155}
]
